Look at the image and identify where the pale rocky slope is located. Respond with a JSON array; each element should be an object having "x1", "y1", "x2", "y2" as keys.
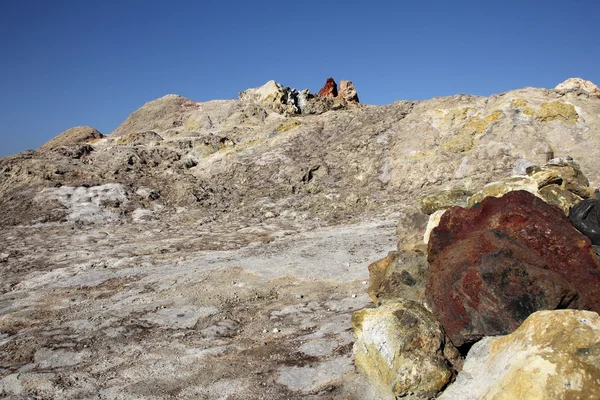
[{"x1": 0, "y1": 78, "x2": 599, "y2": 399}]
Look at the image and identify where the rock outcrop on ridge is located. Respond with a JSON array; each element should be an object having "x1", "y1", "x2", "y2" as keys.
[
  {"x1": 238, "y1": 77, "x2": 359, "y2": 115},
  {"x1": 318, "y1": 77, "x2": 338, "y2": 98},
  {"x1": 1, "y1": 77, "x2": 600, "y2": 399},
  {"x1": 556, "y1": 77, "x2": 600, "y2": 98}
]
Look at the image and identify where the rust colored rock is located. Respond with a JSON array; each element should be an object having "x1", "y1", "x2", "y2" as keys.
[
  {"x1": 426, "y1": 190, "x2": 600, "y2": 347},
  {"x1": 339, "y1": 80, "x2": 359, "y2": 103},
  {"x1": 426, "y1": 229, "x2": 578, "y2": 347},
  {"x1": 318, "y1": 77, "x2": 338, "y2": 98}
]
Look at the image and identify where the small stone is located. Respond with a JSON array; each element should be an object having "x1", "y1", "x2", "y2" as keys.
[
  {"x1": 262, "y1": 329, "x2": 267, "y2": 333},
  {"x1": 0, "y1": 253, "x2": 8, "y2": 263},
  {"x1": 272, "y1": 328, "x2": 280, "y2": 333},
  {"x1": 351, "y1": 294, "x2": 357, "y2": 298}
]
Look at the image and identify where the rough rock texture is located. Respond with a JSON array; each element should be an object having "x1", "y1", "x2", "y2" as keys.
[
  {"x1": 318, "y1": 77, "x2": 338, "y2": 98},
  {"x1": 339, "y1": 80, "x2": 359, "y2": 103},
  {"x1": 367, "y1": 251, "x2": 428, "y2": 304},
  {"x1": 394, "y1": 208, "x2": 430, "y2": 252},
  {"x1": 352, "y1": 300, "x2": 457, "y2": 399},
  {"x1": 467, "y1": 157, "x2": 593, "y2": 214},
  {"x1": 238, "y1": 80, "x2": 300, "y2": 114},
  {"x1": 112, "y1": 94, "x2": 202, "y2": 136},
  {"x1": 439, "y1": 310, "x2": 600, "y2": 400},
  {"x1": 238, "y1": 79, "x2": 359, "y2": 115},
  {"x1": 427, "y1": 229, "x2": 578, "y2": 347},
  {"x1": 556, "y1": 77, "x2": 600, "y2": 98},
  {"x1": 418, "y1": 189, "x2": 471, "y2": 215},
  {"x1": 39, "y1": 126, "x2": 103, "y2": 151},
  {"x1": 2, "y1": 78, "x2": 600, "y2": 398},
  {"x1": 116, "y1": 130, "x2": 164, "y2": 146},
  {"x1": 427, "y1": 190, "x2": 600, "y2": 347}
]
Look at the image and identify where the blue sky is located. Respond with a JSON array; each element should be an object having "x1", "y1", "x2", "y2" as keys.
[{"x1": 1, "y1": 0, "x2": 599, "y2": 157}]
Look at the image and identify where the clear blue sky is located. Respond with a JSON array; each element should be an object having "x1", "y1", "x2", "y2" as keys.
[{"x1": 1, "y1": 0, "x2": 599, "y2": 157}]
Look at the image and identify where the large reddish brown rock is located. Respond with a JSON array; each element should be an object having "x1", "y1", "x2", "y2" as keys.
[
  {"x1": 318, "y1": 77, "x2": 338, "y2": 98},
  {"x1": 426, "y1": 190, "x2": 600, "y2": 348}
]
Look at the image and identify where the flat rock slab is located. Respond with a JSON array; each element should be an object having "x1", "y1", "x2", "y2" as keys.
[{"x1": 0, "y1": 218, "x2": 397, "y2": 399}]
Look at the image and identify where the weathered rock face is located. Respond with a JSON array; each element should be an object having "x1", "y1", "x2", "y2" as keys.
[
  {"x1": 427, "y1": 229, "x2": 578, "y2": 347},
  {"x1": 352, "y1": 300, "x2": 457, "y2": 399},
  {"x1": 3, "y1": 78, "x2": 600, "y2": 399},
  {"x1": 367, "y1": 251, "x2": 428, "y2": 304},
  {"x1": 339, "y1": 80, "x2": 359, "y2": 103},
  {"x1": 426, "y1": 190, "x2": 600, "y2": 347},
  {"x1": 238, "y1": 80, "x2": 300, "y2": 114},
  {"x1": 418, "y1": 189, "x2": 471, "y2": 215},
  {"x1": 238, "y1": 79, "x2": 360, "y2": 115},
  {"x1": 39, "y1": 126, "x2": 103, "y2": 151},
  {"x1": 318, "y1": 77, "x2": 338, "y2": 98},
  {"x1": 395, "y1": 208, "x2": 430, "y2": 252},
  {"x1": 556, "y1": 77, "x2": 600, "y2": 98},
  {"x1": 439, "y1": 309, "x2": 600, "y2": 400},
  {"x1": 467, "y1": 157, "x2": 593, "y2": 214},
  {"x1": 116, "y1": 130, "x2": 163, "y2": 146}
]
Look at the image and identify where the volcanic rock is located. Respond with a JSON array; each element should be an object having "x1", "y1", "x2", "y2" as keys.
[
  {"x1": 112, "y1": 94, "x2": 199, "y2": 137},
  {"x1": 3, "y1": 78, "x2": 600, "y2": 398},
  {"x1": 338, "y1": 80, "x2": 359, "y2": 103},
  {"x1": 418, "y1": 189, "x2": 471, "y2": 215},
  {"x1": 467, "y1": 157, "x2": 593, "y2": 214},
  {"x1": 395, "y1": 208, "x2": 430, "y2": 252},
  {"x1": 439, "y1": 309, "x2": 600, "y2": 400},
  {"x1": 556, "y1": 77, "x2": 600, "y2": 98},
  {"x1": 39, "y1": 126, "x2": 103, "y2": 151},
  {"x1": 427, "y1": 229, "x2": 578, "y2": 347},
  {"x1": 238, "y1": 80, "x2": 299, "y2": 114},
  {"x1": 352, "y1": 300, "x2": 457, "y2": 399},
  {"x1": 426, "y1": 190, "x2": 600, "y2": 347},
  {"x1": 367, "y1": 251, "x2": 428, "y2": 304},
  {"x1": 318, "y1": 77, "x2": 338, "y2": 98},
  {"x1": 116, "y1": 130, "x2": 164, "y2": 146}
]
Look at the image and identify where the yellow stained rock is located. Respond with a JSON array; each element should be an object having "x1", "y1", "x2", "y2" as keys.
[
  {"x1": 352, "y1": 300, "x2": 454, "y2": 398},
  {"x1": 511, "y1": 98, "x2": 528, "y2": 108},
  {"x1": 275, "y1": 119, "x2": 301, "y2": 133},
  {"x1": 467, "y1": 177, "x2": 539, "y2": 207},
  {"x1": 460, "y1": 110, "x2": 503, "y2": 135},
  {"x1": 440, "y1": 310, "x2": 600, "y2": 400},
  {"x1": 521, "y1": 101, "x2": 579, "y2": 124},
  {"x1": 417, "y1": 189, "x2": 471, "y2": 215},
  {"x1": 441, "y1": 133, "x2": 476, "y2": 153}
]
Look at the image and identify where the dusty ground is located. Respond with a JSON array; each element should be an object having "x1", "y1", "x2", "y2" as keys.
[{"x1": 0, "y1": 213, "x2": 399, "y2": 399}]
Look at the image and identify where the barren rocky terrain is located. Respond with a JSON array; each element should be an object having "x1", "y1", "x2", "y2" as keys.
[{"x1": 1, "y1": 78, "x2": 600, "y2": 399}]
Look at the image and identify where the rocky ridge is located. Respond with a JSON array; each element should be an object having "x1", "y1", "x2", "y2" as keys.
[{"x1": 1, "y1": 77, "x2": 600, "y2": 399}]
